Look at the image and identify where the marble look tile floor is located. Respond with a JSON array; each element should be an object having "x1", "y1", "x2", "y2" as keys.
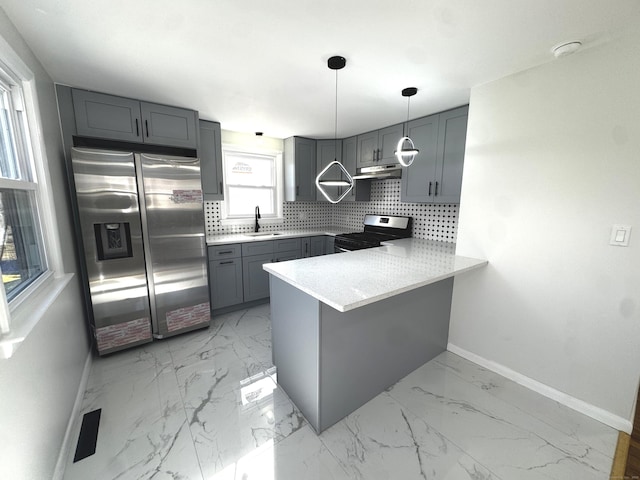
[{"x1": 63, "y1": 303, "x2": 618, "y2": 480}]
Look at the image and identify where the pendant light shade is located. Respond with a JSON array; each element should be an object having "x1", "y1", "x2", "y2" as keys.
[
  {"x1": 395, "y1": 87, "x2": 419, "y2": 167},
  {"x1": 315, "y1": 55, "x2": 354, "y2": 203}
]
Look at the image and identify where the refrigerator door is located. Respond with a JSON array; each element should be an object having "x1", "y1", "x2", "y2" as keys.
[
  {"x1": 137, "y1": 153, "x2": 210, "y2": 337},
  {"x1": 71, "y1": 148, "x2": 152, "y2": 354}
]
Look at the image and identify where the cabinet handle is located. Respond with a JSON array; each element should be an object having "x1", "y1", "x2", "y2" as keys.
[
  {"x1": 428, "y1": 181, "x2": 432, "y2": 196},
  {"x1": 219, "y1": 181, "x2": 223, "y2": 193},
  {"x1": 435, "y1": 181, "x2": 439, "y2": 196},
  {"x1": 220, "y1": 260, "x2": 233, "y2": 265},
  {"x1": 218, "y1": 250, "x2": 233, "y2": 255},
  {"x1": 145, "y1": 120, "x2": 149, "y2": 137},
  {"x1": 135, "y1": 119, "x2": 139, "y2": 137},
  {"x1": 296, "y1": 185, "x2": 299, "y2": 196}
]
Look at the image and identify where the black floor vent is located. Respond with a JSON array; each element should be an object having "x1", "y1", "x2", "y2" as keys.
[{"x1": 73, "y1": 409, "x2": 101, "y2": 462}]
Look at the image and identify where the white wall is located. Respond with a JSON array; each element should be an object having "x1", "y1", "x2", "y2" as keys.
[
  {"x1": 450, "y1": 29, "x2": 640, "y2": 429},
  {"x1": 0, "y1": 8, "x2": 90, "y2": 479}
]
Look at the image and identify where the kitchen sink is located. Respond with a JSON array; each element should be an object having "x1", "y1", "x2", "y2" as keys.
[{"x1": 244, "y1": 232, "x2": 283, "y2": 237}]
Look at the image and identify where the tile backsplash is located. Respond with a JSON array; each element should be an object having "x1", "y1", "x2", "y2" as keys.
[{"x1": 205, "y1": 179, "x2": 458, "y2": 243}]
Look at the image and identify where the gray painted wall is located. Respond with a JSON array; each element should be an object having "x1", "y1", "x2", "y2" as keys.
[{"x1": 0, "y1": 8, "x2": 90, "y2": 479}]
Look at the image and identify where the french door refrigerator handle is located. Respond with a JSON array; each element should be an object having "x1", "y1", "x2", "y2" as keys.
[{"x1": 134, "y1": 153, "x2": 160, "y2": 337}]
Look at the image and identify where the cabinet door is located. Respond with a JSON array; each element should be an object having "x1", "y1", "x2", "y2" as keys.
[
  {"x1": 274, "y1": 251, "x2": 300, "y2": 262},
  {"x1": 282, "y1": 137, "x2": 318, "y2": 201},
  {"x1": 325, "y1": 235, "x2": 335, "y2": 254},
  {"x1": 242, "y1": 253, "x2": 273, "y2": 301},
  {"x1": 274, "y1": 238, "x2": 301, "y2": 255},
  {"x1": 309, "y1": 236, "x2": 325, "y2": 256},
  {"x1": 377, "y1": 123, "x2": 404, "y2": 165},
  {"x1": 434, "y1": 106, "x2": 469, "y2": 204},
  {"x1": 316, "y1": 139, "x2": 342, "y2": 201},
  {"x1": 199, "y1": 120, "x2": 224, "y2": 200},
  {"x1": 301, "y1": 237, "x2": 311, "y2": 257},
  {"x1": 210, "y1": 258, "x2": 243, "y2": 309},
  {"x1": 72, "y1": 89, "x2": 142, "y2": 143},
  {"x1": 356, "y1": 131, "x2": 378, "y2": 168},
  {"x1": 140, "y1": 102, "x2": 198, "y2": 149},
  {"x1": 341, "y1": 136, "x2": 357, "y2": 202},
  {"x1": 400, "y1": 114, "x2": 440, "y2": 203}
]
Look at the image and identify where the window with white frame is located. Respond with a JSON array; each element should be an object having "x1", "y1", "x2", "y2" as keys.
[
  {"x1": 221, "y1": 147, "x2": 283, "y2": 222},
  {"x1": 0, "y1": 59, "x2": 56, "y2": 339}
]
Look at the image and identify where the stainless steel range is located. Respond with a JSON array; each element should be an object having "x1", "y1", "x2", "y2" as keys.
[{"x1": 334, "y1": 214, "x2": 413, "y2": 252}]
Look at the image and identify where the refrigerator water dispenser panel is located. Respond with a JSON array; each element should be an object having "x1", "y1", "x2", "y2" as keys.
[{"x1": 94, "y1": 222, "x2": 132, "y2": 260}]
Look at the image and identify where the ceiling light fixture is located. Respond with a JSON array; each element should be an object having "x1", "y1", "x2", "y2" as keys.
[
  {"x1": 315, "y1": 55, "x2": 354, "y2": 204},
  {"x1": 395, "y1": 87, "x2": 419, "y2": 167}
]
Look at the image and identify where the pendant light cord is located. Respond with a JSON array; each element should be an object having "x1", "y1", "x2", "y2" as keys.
[{"x1": 334, "y1": 68, "x2": 338, "y2": 146}]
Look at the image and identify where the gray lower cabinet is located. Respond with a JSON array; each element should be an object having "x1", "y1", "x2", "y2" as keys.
[
  {"x1": 284, "y1": 137, "x2": 317, "y2": 201},
  {"x1": 302, "y1": 236, "x2": 326, "y2": 257},
  {"x1": 72, "y1": 88, "x2": 198, "y2": 149},
  {"x1": 242, "y1": 253, "x2": 274, "y2": 302},
  {"x1": 274, "y1": 238, "x2": 301, "y2": 261},
  {"x1": 401, "y1": 106, "x2": 468, "y2": 203},
  {"x1": 210, "y1": 237, "x2": 328, "y2": 309},
  {"x1": 199, "y1": 120, "x2": 224, "y2": 200},
  {"x1": 208, "y1": 244, "x2": 243, "y2": 310},
  {"x1": 209, "y1": 258, "x2": 243, "y2": 309},
  {"x1": 325, "y1": 235, "x2": 335, "y2": 254}
]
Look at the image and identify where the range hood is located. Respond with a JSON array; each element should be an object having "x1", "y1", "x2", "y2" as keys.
[{"x1": 352, "y1": 164, "x2": 403, "y2": 180}]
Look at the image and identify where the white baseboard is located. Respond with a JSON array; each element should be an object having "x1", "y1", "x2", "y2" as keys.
[
  {"x1": 447, "y1": 343, "x2": 633, "y2": 434},
  {"x1": 52, "y1": 349, "x2": 93, "y2": 480}
]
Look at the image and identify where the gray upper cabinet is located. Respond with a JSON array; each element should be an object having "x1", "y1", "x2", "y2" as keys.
[
  {"x1": 73, "y1": 90, "x2": 142, "y2": 143},
  {"x1": 356, "y1": 131, "x2": 378, "y2": 168},
  {"x1": 72, "y1": 88, "x2": 198, "y2": 149},
  {"x1": 199, "y1": 120, "x2": 224, "y2": 201},
  {"x1": 434, "y1": 107, "x2": 469, "y2": 203},
  {"x1": 316, "y1": 139, "x2": 342, "y2": 201},
  {"x1": 284, "y1": 137, "x2": 317, "y2": 202},
  {"x1": 400, "y1": 106, "x2": 468, "y2": 203},
  {"x1": 357, "y1": 123, "x2": 404, "y2": 168},
  {"x1": 342, "y1": 135, "x2": 371, "y2": 202},
  {"x1": 377, "y1": 124, "x2": 404, "y2": 165},
  {"x1": 140, "y1": 102, "x2": 198, "y2": 148}
]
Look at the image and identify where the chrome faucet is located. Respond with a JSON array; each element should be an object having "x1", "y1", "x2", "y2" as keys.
[{"x1": 254, "y1": 205, "x2": 261, "y2": 232}]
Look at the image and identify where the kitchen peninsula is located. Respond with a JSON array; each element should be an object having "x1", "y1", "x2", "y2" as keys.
[{"x1": 264, "y1": 238, "x2": 487, "y2": 433}]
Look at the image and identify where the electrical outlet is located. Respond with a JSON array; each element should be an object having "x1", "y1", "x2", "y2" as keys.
[{"x1": 609, "y1": 224, "x2": 631, "y2": 247}]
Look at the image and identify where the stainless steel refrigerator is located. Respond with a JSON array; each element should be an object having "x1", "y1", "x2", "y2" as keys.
[{"x1": 71, "y1": 147, "x2": 210, "y2": 355}]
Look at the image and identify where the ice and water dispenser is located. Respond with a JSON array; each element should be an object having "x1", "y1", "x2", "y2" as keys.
[{"x1": 93, "y1": 222, "x2": 133, "y2": 260}]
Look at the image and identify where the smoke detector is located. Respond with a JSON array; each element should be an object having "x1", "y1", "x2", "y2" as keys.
[{"x1": 552, "y1": 41, "x2": 582, "y2": 58}]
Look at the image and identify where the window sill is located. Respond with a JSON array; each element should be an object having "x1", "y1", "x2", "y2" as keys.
[{"x1": 0, "y1": 273, "x2": 74, "y2": 359}]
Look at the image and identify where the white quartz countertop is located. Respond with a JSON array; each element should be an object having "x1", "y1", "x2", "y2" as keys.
[
  {"x1": 207, "y1": 227, "x2": 345, "y2": 245},
  {"x1": 263, "y1": 238, "x2": 487, "y2": 312}
]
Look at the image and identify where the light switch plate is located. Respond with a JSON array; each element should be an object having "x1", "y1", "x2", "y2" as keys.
[{"x1": 609, "y1": 224, "x2": 632, "y2": 246}]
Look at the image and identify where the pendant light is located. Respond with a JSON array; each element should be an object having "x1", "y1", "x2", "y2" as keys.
[
  {"x1": 315, "y1": 55, "x2": 354, "y2": 204},
  {"x1": 395, "y1": 87, "x2": 419, "y2": 167}
]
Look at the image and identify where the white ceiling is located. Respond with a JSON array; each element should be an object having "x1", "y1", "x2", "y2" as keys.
[{"x1": 2, "y1": 0, "x2": 639, "y2": 139}]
